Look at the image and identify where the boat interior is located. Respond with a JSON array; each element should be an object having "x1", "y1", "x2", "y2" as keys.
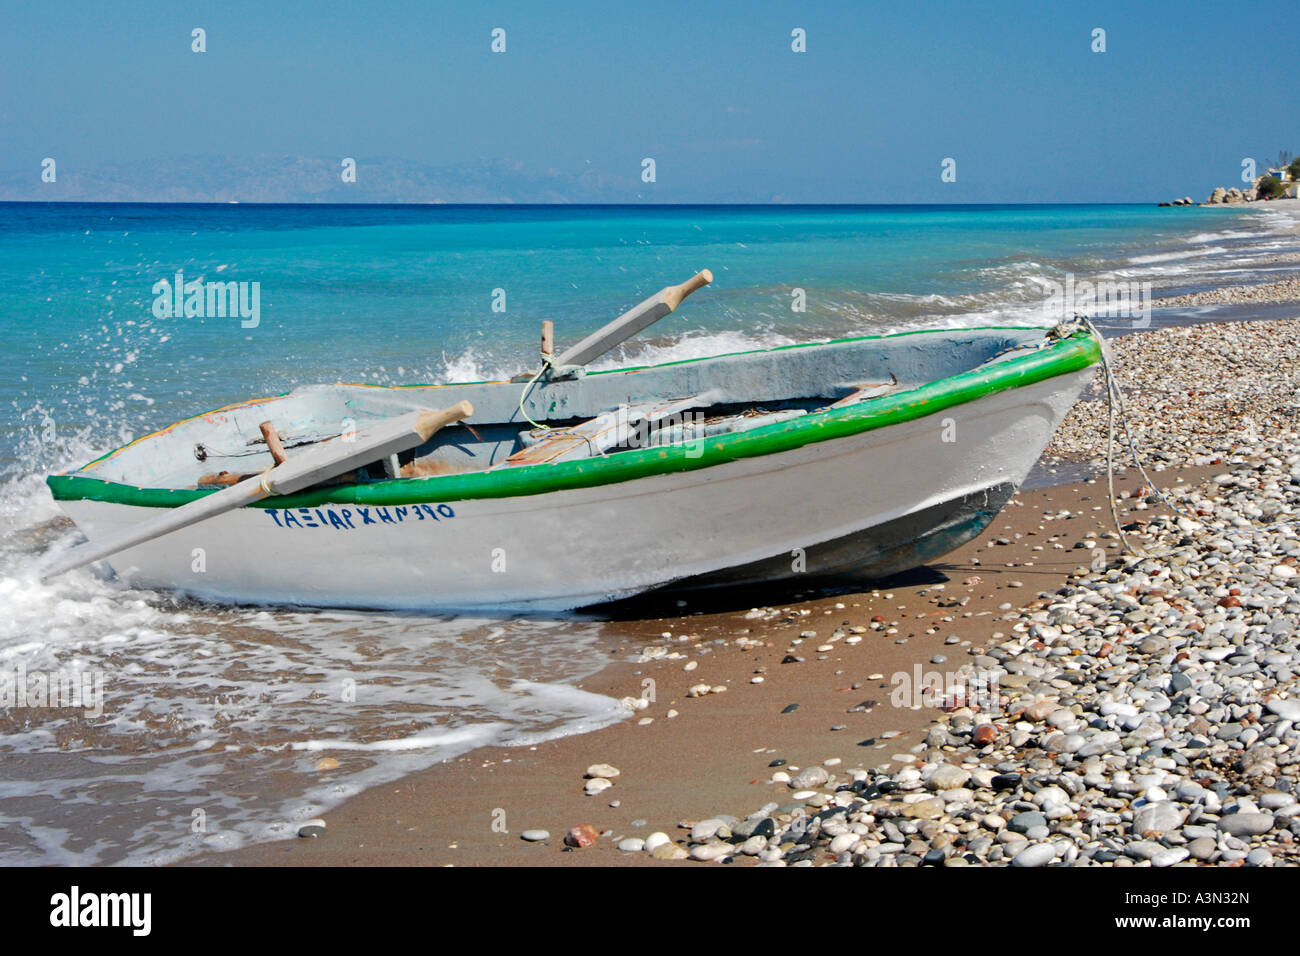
[{"x1": 69, "y1": 326, "x2": 1060, "y2": 491}]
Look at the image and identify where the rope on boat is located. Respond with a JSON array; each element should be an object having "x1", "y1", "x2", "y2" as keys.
[
  {"x1": 516, "y1": 356, "x2": 554, "y2": 433},
  {"x1": 1101, "y1": 344, "x2": 1139, "y2": 557},
  {"x1": 1079, "y1": 315, "x2": 1205, "y2": 559}
]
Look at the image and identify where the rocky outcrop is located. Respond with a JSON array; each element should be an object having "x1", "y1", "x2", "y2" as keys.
[
  {"x1": 1206, "y1": 185, "x2": 1250, "y2": 204},
  {"x1": 1162, "y1": 173, "x2": 1280, "y2": 207}
]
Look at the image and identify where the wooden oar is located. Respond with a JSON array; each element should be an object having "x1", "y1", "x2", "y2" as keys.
[
  {"x1": 40, "y1": 401, "x2": 473, "y2": 580},
  {"x1": 259, "y1": 420, "x2": 288, "y2": 465},
  {"x1": 551, "y1": 269, "x2": 712, "y2": 370}
]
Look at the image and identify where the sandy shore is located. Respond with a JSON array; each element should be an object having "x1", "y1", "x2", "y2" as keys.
[{"x1": 192, "y1": 318, "x2": 1300, "y2": 868}]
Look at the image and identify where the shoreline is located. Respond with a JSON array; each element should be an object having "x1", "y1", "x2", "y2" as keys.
[
  {"x1": 195, "y1": 318, "x2": 1300, "y2": 867},
  {"x1": 1155, "y1": 277, "x2": 1300, "y2": 310},
  {"x1": 189, "y1": 468, "x2": 1163, "y2": 866}
]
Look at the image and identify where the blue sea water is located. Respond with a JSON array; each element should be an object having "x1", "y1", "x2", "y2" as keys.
[
  {"x1": 5, "y1": 201, "x2": 1298, "y2": 477},
  {"x1": 1, "y1": 200, "x2": 1298, "y2": 864}
]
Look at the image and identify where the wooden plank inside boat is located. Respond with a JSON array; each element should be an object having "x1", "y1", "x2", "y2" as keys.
[{"x1": 503, "y1": 394, "x2": 712, "y2": 466}]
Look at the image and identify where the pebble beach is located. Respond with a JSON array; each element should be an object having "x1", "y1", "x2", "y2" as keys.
[
  {"x1": 203, "y1": 315, "x2": 1300, "y2": 868},
  {"x1": 663, "y1": 318, "x2": 1300, "y2": 867}
]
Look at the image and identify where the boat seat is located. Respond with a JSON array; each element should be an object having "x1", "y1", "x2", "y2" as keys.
[{"x1": 501, "y1": 394, "x2": 712, "y2": 466}]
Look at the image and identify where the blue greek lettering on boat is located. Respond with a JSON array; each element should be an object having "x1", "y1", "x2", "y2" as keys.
[{"x1": 263, "y1": 505, "x2": 454, "y2": 530}]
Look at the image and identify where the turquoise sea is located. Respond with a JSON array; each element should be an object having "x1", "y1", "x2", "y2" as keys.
[
  {"x1": 6, "y1": 201, "x2": 1300, "y2": 477},
  {"x1": 2, "y1": 200, "x2": 1299, "y2": 864}
]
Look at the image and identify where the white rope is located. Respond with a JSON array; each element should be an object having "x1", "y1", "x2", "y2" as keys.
[
  {"x1": 1077, "y1": 315, "x2": 1300, "y2": 564},
  {"x1": 1101, "y1": 339, "x2": 1141, "y2": 557},
  {"x1": 516, "y1": 356, "x2": 554, "y2": 433},
  {"x1": 1080, "y1": 314, "x2": 1191, "y2": 557},
  {"x1": 1084, "y1": 317, "x2": 1198, "y2": 522}
]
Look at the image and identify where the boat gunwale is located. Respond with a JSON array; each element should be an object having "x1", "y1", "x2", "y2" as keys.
[{"x1": 46, "y1": 326, "x2": 1101, "y2": 510}]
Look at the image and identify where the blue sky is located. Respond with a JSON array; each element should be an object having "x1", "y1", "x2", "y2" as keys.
[{"x1": 1, "y1": 0, "x2": 1295, "y2": 202}]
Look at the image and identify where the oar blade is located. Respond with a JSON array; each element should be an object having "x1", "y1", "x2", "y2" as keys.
[
  {"x1": 39, "y1": 477, "x2": 266, "y2": 580},
  {"x1": 39, "y1": 401, "x2": 474, "y2": 580}
]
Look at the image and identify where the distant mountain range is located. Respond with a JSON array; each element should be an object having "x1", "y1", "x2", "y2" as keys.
[{"x1": 0, "y1": 155, "x2": 672, "y2": 203}]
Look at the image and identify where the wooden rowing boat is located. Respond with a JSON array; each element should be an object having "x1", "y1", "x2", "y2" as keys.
[{"x1": 44, "y1": 316, "x2": 1101, "y2": 610}]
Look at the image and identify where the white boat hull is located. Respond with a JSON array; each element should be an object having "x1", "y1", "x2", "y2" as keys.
[{"x1": 56, "y1": 367, "x2": 1091, "y2": 611}]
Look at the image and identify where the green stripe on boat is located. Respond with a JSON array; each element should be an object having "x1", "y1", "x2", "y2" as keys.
[{"x1": 46, "y1": 329, "x2": 1100, "y2": 510}]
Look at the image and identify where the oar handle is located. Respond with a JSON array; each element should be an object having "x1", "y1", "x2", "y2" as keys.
[
  {"x1": 414, "y1": 401, "x2": 473, "y2": 441},
  {"x1": 662, "y1": 269, "x2": 713, "y2": 311},
  {"x1": 550, "y1": 269, "x2": 714, "y2": 370},
  {"x1": 259, "y1": 421, "x2": 287, "y2": 465}
]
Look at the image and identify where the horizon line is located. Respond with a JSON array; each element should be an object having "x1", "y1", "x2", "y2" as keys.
[{"x1": 0, "y1": 200, "x2": 1193, "y2": 209}]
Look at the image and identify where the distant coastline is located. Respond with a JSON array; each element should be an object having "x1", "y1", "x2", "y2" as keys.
[
  {"x1": 1162, "y1": 155, "x2": 1300, "y2": 206},
  {"x1": 9, "y1": 153, "x2": 1297, "y2": 207}
]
